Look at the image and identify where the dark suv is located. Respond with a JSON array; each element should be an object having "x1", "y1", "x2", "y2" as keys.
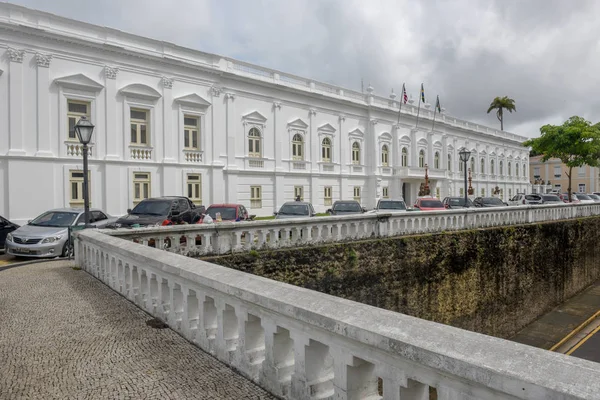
[
  {"x1": 327, "y1": 200, "x2": 365, "y2": 215},
  {"x1": 442, "y1": 197, "x2": 474, "y2": 209},
  {"x1": 116, "y1": 197, "x2": 202, "y2": 227}
]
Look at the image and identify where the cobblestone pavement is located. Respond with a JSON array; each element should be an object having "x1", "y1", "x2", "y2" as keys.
[{"x1": 0, "y1": 260, "x2": 276, "y2": 400}]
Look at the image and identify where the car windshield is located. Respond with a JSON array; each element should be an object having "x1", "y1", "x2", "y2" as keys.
[
  {"x1": 525, "y1": 195, "x2": 541, "y2": 201},
  {"x1": 542, "y1": 195, "x2": 561, "y2": 202},
  {"x1": 333, "y1": 202, "x2": 362, "y2": 212},
  {"x1": 483, "y1": 197, "x2": 505, "y2": 205},
  {"x1": 30, "y1": 211, "x2": 78, "y2": 227},
  {"x1": 378, "y1": 201, "x2": 406, "y2": 210},
  {"x1": 419, "y1": 200, "x2": 444, "y2": 208},
  {"x1": 206, "y1": 207, "x2": 237, "y2": 220},
  {"x1": 131, "y1": 200, "x2": 172, "y2": 216},
  {"x1": 588, "y1": 194, "x2": 600, "y2": 200},
  {"x1": 576, "y1": 194, "x2": 592, "y2": 200},
  {"x1": 448, "y1": 198, "x2": 472, "y2": 206},
  {"x1": 278, "y1": 204, "x2": 310, "y2": 216}
]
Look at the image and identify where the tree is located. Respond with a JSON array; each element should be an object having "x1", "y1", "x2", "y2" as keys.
[
  {"x1": 487, "y1": 96, "x2": 516, "y2": 131},
  {"x1": 523, "y1": 116, "x2": 600, "y2": 202}
]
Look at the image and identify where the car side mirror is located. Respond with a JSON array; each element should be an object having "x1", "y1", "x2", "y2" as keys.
[
  {"x1": 273, "y1": 212, "x2": 278, "y2": 216},
  {"x1": 361, "y1": 207, "x2": 367, "y2": 213},
  {"x1": 326, "y1": 209, "x2": 332, "y2": 214},
  {"x1": 444, "y1": 204, "x2": 449, "y2": 208},
  {"x1": 126, "y1": 209, "x2": 132, "y2": 214},
  {"x1": 504, "y1": 202, "x2": 508, "y2": 206}
]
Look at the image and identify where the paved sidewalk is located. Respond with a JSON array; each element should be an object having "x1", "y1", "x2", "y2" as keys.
[{"x1": 0, "y1": 260, "x2": 275, "y2": 400}]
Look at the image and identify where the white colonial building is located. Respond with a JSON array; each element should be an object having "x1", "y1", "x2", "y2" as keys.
[{"x1": 0, "y1": 4, "x2": 529, "y2": 224}]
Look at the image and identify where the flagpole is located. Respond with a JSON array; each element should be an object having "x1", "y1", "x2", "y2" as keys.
[
  {"x1": 415, "y1": 83, "x2": 422, "y2": 127},
  {"x1": 397, "y1": 83, "x2": 405, "y2": 124},
  {"x1": 431, "y1": 107, "x2": 437, "y2": 131},
  {"x1": 432, "y1": 95, "x2": 441, "y2": 131}
]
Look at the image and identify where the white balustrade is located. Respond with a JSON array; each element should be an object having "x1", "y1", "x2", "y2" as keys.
[
  {"x1": 130, "y1": 146, "x2": 153, "y2": 160},
  {"x1": 183, "y1": 150, "x2": 203, "y2": 163},
  {"x1": 248, "y1": 159, "x2": 265, "y2": 168},
  {"x1": 76, "y1": 229, "x2": 600, "y2": 400},
  {"x1": 106, "y1": 203, "x2": 600, "y2": 258},
  {"x1": 292, "y1": 162, "x2": 306, "y2": 170},
  {"x1": 65, "y1": 141, "x2": 93, "y2": 157}
]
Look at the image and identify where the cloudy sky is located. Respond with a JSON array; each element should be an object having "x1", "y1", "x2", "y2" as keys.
[{"x1": 9, "y1": 0, "x2": 600, "y2": 137}]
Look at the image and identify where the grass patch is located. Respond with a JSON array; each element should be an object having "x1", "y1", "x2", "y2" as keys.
[
  {"x1": 254, "y1": 216, "x2": 275, "y2": 220},
  {"x1": 71, "y1": 266, "x2": 82, "y2": 271}
]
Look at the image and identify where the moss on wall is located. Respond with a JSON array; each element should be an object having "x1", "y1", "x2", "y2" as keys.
[{"x1": 201, "y1": 217, "x2": 600, "y2": 338}]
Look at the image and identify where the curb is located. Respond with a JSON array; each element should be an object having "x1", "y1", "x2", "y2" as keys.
[
  {"x1": 0, "y1": 256, "x2": 74, "y2": 272},
  {"x1": 549, "y1": 310, "x2": 600, "y2": 352}
]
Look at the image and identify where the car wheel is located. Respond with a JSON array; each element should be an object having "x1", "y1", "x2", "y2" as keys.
[{"x1": 62, "y1": 241, "x2": 74, "y2": 258}]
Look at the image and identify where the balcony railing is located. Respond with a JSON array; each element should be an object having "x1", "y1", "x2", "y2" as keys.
[
  {"x1": 247, "y1": 159, "x2": 264, "y2": 168},
  {"x1": 130, "y1": 146, "x2": 153, "y2": 160},
  {"x1": 183, "y1": 150, "x2": 203, "y2": 163},
  {"x1": 65, "y1": 141, "x2": 93, "y2": 157},
  {"x1": 292, "y1": 161, "x2": 307, "y2": 170}
]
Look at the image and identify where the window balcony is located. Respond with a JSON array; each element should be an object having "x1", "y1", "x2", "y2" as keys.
[
  {"x1": 351, "y1": 165, "x2": 364, "y2": 173},
  {"x1": 65, "y1": 141, "x2": 94, "y2": 157},
  {"x1": 319, "y1": 162, "x2": 336, "y2": 173},
  {"x1": 130, "y1": 146, "x2": 153, "y2": 160},
  {"x1": 247, "y1": 158, "x2": 265, "y2": 169},
  {"x1": 379, "y1": 166, "x2": 392, "y2": 175},
  {"x1": 183, "y1": 149, "x2": 203, "y2": 163},
  {"x1": 291, "y1": 161, "x2": 308, "y2": 171}
]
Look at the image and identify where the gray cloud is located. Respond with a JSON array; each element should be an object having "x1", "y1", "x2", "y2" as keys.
[{"x1": 8, "y1": 0, "x2": 600, "y2": 137}]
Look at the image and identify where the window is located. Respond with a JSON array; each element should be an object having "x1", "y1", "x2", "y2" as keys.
[
  {"x1": 419, "y1": 150, "x2": 425, "y2": 168},
  {"x1": 352, "y1": 142, "x2": 360, "y2": 165},
  {"x1": 324, "y1": 186, "x2": 332, "y2": 206},
  {"x1": 470, "y1": 157, "x2": 475, "y2": 173},
  {"x1": 353, "y1": 186, "x2": 361, "y2": 202},
  {"x1": 67, "y1": 100, "x2": 91, "y2": 140},
  {"x1": 578, "y1": 166, "x2": 586, "y2": 177},
  {"x1": 382, "y1": 186, "x2": 389, "y2": 198},
  {"x1": 69, "y1": 170, "x2": 90, "y2": 206},
  {"x1": 459, "y1": 159, "x2": 464, "y2": 172},
  {"x1": 481, "y1": 188, "x2": 485, "y2": 196},
  {"x1": 459, "y1": 187, "x2": 464, "y2": 196},
  {"x1": 292, "y1": 133, "x2": 304, "y2": 160},
  {"x1": 133, "y1": 172, "x2": 151, "y2": 204},
  {"x1": 508, "y1": 188, "x2": 512, "y2": 199},
  {"x1": 186, "y1": 174, "x2": 202, "y2": 205},
  {"x1": 294, "y1": 186, "x2": 304, "y2": 201},
  {"x1": 184, "y1": 116, "x2": 199, "y2": 150},
  {"x1": 533, "y1": 166, "x2": 540, "y2": 177},
  {"x1": 508, "y1": 162, "x2": 512, "y2": 176},
  {"x1": 250, "y1": 186, "x2": 262, "y2": 208},
  {"x1": 401, "y1": 147, "x2": 408, "y2": 167},
  {"x1": 435, "y1": 187, "x2": 440, "y2": 199},
  {"x1": 130, "y1": 109, "x2": 149, "y2": 145},
  {"x1": 322, "y1": 138, "x2": 332, "y2": 162},
  {"x1": 434, "y1": 152, "x2": 440, "y2": 169},
  {"x1": 554, "y1": 165, "x2": 561, "y2": 177},
  {"x1": 500, "y1": 160, "x2": 504, "y2": 175},
  {"x1": 579, "y1": 184, "x2": 586, "y2": 193},
  {"x1": 248, "y1": 128, "x2": 262, "y2": 158},
  {"x1": 381, "y1": 145, "x2": 389, "y2": 166},
  {"x1": 523, "y1": 163, "x2": 526, "y2": 177},
  {"x1": 480, "y1": 158, "x2": 485, "y2": 174},
  {"x1": 491, "y1": 159, "x2": 495, "y2": 175},
  {"x1": 447, "y1": 154, "x2": 452, "y2": 171},
  {"x1": 515, "y1": 163, "x2": 519, "y2": 177}
]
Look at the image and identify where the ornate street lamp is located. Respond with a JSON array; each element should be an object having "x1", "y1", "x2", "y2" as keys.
[
  {"x1": 459, "y1": 148, "x2": 471, "y2": 206},
  {"x1": 74, "y1": 116, "x2": 95, "y2": 227},
  {"x1": 424, "y1": 163, "x2": 430, "y2": 195}
]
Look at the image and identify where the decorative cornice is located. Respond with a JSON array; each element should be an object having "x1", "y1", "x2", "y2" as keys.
[
  {"x1": 209, "y1": 86, "x2": 222, "y2": 97},
  {"x1": 370, "y1": 119, "x2": 379, "y2": 125},
  {"x1": 339, "y1": 114, "x2": 346, "y2": 122},
  {"x1": 7, "y1": 47, "x2": 24, "y2": 63},
  {"x1": 273, "y1": 101, "x2": 282, "y2": 110},
  {"x1": 35, "y1": 52, "x2": 52, "y2": 68},
  {"x1": 225, "y1": 92, "x2": 236, "y2": 101},
  {"x1": 104, "y1": 66, "x2": 119, "y2": 79},
  {"x1": 162, "y1": 76, "x2": 173, "y2": 89},
  {"x1": 309, "y1": 108, "x2": 317, "y2": 116}
]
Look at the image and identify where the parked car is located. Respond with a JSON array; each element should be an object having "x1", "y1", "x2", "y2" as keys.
[
  {"x1": 274, "y1": 201, "x2": 316, "y2": 219},
  {"x1": 413, "y1": 197, "x2": 445, "y2": 211},
  {"x1": 573, "y1": 193, "x2": 595, "y2": 204},
  {"x1": 473, "y1": 197, "x2": 509, "y2": 207},
  {"x1": 370, "y1": 199, "x2": 407, "y2": 213},
  {"x1": 508, "y1": 194, "x2": 543, "y2": 206},
  {"x1": 587, "y1": 194, "x2": 600, "y2": 202},
  {"x1": 540, "y1": 194, "x2": 563, "y2": 204},
  {"x1": 116, "y1": 197, "x2": 201, "y2": 228},
  {"x1": 5, "y1": 208, "x2": 116, "y2": 258},
  {"x1": 442, "y1": 197, "x2": 474, "y2": 209},
  {"x1": 327, "y1": 200, "x2": 365, "y2": 215},
  {"x1": 559, "y1": 193, "x2": 580, "y2": 203},
  {"x1": 202, "y1": 204, "x2": 251, "y2": 222},
  {"x1": 0, "y1": 215, "x2": 19, "y2": 251}
]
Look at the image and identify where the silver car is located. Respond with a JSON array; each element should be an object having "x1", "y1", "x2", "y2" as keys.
[
  {"x1": 274, "y1": 201, "x2": 316, "y2": 219},
  {"x1": 5, "y1": 208, "x2": 116, "y2": 258}
]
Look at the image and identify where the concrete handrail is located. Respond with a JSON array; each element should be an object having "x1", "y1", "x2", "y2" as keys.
[{"x1": 76, "y1": 229, "x2": 600, "y2": 399}]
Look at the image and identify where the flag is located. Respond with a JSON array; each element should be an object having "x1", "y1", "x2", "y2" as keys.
[
  {"x1": 402, "y1": 84, "x2": 408, "y2": 104},
  {"x1": 420, "y1": 83, "x2": 425, "y2": 103},
  {"x1": 435, "y1": 95, "x2": 441, "y2": 113}
]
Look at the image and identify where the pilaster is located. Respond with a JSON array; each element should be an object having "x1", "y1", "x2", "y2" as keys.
[
  {"x1": 162, "y1": 77, "x2": 175, "y2": 162},
  {"x1": 309, "y1": 108, "x2": 319, "y2": 207},
  {"x1": 35, "y1": 52, "x2": 53, "y2": 157},
  {"x1": 104, "y1": 66, "x2": 119, "y2": 160},
  {"x1": 273, "y1": 101, "x2": 283, "y2": 172},
  {"x1": 225, "y1": 93, "x2": 237, "y2": 168},
  {"x1": 7, "y1": 48, "x2": 25, "y2": 156},
  {"x1": 338, "y1": 114, "x2": 346, "y2": 173}
]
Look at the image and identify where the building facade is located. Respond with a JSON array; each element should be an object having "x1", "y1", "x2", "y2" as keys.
[
  {"x1": 529, "y1": 155, "x2": 599, "y2": 194},
  {"x1": 0, "y1": 4, "x2": 530, "y2": 224}
]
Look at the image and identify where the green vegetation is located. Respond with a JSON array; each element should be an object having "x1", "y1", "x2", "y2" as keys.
[
  {"x1": 254, "y1": 213, "x2": 329, "y2": 221},
  {"x1": 486, "y1": 96, "x2": 516, "y2": 131},
  {"x1": 524, "y1": 116, "x2": 600, "y2": 202},
  {"x1": 248, "y1": 249, "x2": 259, "y2": 257}
]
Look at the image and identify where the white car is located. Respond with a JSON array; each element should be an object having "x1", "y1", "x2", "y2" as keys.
[
  {"x1": 573, "y1": 193, "x2": 595, "y2": 204},
  {"x1": 508, "y1": 194, "x2": 543, "y2": 206},
  {"x1": 369, "y1": 199, "x2": 408, "y2": 214}
]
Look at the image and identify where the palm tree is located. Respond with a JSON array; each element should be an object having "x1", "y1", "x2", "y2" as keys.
[{"x1": 487, "y1": 96, "x2": 516, "y2": 131}]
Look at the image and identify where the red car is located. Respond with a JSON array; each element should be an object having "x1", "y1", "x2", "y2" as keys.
[
  {"x1": 198, "y1": 204, "x2": 251, "y2": 223},
  {"x1": 559, "y1": 193, "x2": 580, "y2": 204},
  {"x1": 413, "y1": 197, "x2": 446, "y2": 211}
]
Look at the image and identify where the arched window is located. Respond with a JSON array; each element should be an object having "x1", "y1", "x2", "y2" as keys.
[
  {"x1": 480, "y1": 158, "x2": 485, "y2": 174},
  {"x1": 434, "y1": 152, "x2": 440, "y2": 169},
  {"x1": 523, "y1": 163, "x2": 526, "y2": 177},
  {"x1": 381, "y1": 144, "x2": 389, "y2": 166},
  {"x1": 499, "y1": 160, "x2": 504, "y2": 175},
  {"x1": 470, "y1": 156, "x2": 475, "y2": 173},
  {"x1": 515, "y1": 163, "x2": 519, "y2": 177},
  {"x1": 321, "y1": 137, "x2": 331, "y2": 162},
  {"x1": 352, "y1": 142, "x2": 360, "y2": 165},
  {"x1": 508, "y1": 161, "x2": 512, "y2": 176},
  {"x1": 292, "y1": 133, "x2": 304, "y2": 160},
  {"x1": 447, "y1": 154, "x2": 452, "y2": 171},
  {"x1": 490, "y1": 159, "x2": 495, "y2": 175},
  {"x1": 248, "y1": 127, "x2": 261, "y2": 157},
  {"x1": 419, "y1": 150, "x2": 425, "y2": 168},
  {"x1": 401, "y1": 147, "x2": 408, "y2": 167}
]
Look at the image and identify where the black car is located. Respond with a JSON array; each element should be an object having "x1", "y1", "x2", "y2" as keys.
[
  {"x1": 473, "y1": 197, "x2": 508, "y2": 207},
  {"x1": 541, "y1": 194, "x2": 562, "y2": 204},
  {"x1": 0, "y1": 215, "x2": 19, "y2": 250},
  {"x1": 116, "y1": 197, "x2": 202, "y2": 228},
  {"x1": 442, "y1": 197, "x2": 474, "y2": 209},
  {"x1": 327, "y1": 200, "x2": 365, "y2": 215}
]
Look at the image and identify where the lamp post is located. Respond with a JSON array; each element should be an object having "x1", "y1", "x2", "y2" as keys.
[
  {"x1": 459, "y1": 148, "x2": 471, "y2": 206},
  {"x1": 424, "y1": 163, "x2": 430, "y2": 195},
  {"x1": 74, "y1": 116, "x2": 95, "y2": 227}
]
